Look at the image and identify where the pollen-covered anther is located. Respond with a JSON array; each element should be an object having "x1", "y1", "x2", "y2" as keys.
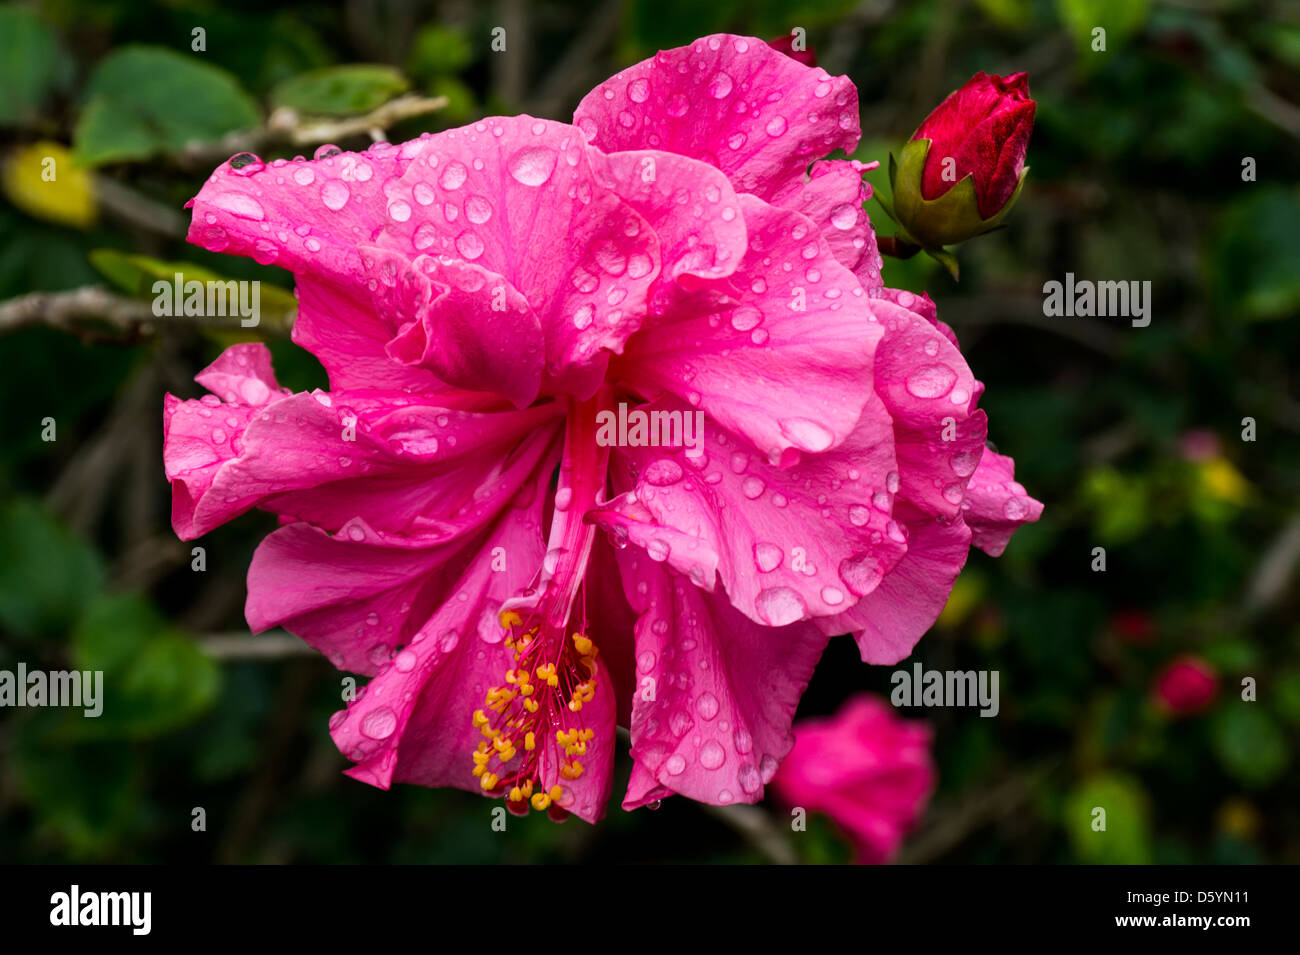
[{"x1": 467, "y1": 615, "x2": 601, "y2": 817}]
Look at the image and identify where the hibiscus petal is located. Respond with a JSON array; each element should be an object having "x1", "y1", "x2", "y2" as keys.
[
  {"x1": 378, "y1": 116, "x2": 661, "y2": 398},
  {"x1": 770, "y1": 159, "x2": 884, "y2": 294},
  {"x1": 870, "y1": 295, "x2": 988, "y2": 519},
  {"x1": 293, "y1": 275, "x2": 443, "y2": 393},
  {"x1": 617, "y1": 193, "x2": 882, "y2": 465},
  {"x1": 363, "y1": 247, "x2": 544, "y2": 408},
  {"x1": 589, "y1": 394, "x2": 907, "y2": 626},
  {"x1": 187, "y1": 139, "x2": 433, "y2": 285},
  {"x1": 592, "y1": 148, "x2": 748, "y2": 305},
  {"x1": 574, "y1": 34, "x2": 860, "y2": 200},
  {"x1": 165, "y1": 347, "x2": 563, "y2": 538},
  {"x1": 614, "y1": 552, "x2": 829, "y2": 808},
  {"x1": 961, "y1": 448, "x2": 1044, "y2": 556},
  {"x1": 821, "y1": 503, "x2": 973, "y2": 665}
]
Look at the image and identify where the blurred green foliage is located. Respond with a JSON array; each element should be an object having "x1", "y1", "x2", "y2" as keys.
[{"x1": 1, "y1": 0, "x2": 1297, "y2": 864}]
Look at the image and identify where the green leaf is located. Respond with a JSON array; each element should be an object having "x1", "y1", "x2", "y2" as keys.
[
  {"x1": 1064, "y1": 773, "x2": 1152, "y2": 864},
  {"x1": 271, "y1": 64, "x2": 409, "y2": 116},
  {"x1": 68, "y1": 592, "x2": 220, "y2": 740},
  {"x1": 89, "y1": 249, "x2": 298, "y2": 335},
  {"x1": 1211, "y1": 706, "x2": 1289, "y2": 788},
  {"x1": 0, "y1": 6, "x2": 72, "y2": 126},
  {"x1": 1211, "y1": 187, "x2": 1300, "y2": 322},
  {"x1": 1056, "y1": 0, "x2": 1148, "y2": 57},
  {"x1": 13, "y1": 725, "x2": 140, "y2": 860},
  {"x1": 74, "y1": 45, "x2": 260, "y2": 165},
  {"x1": 408, "y1": 25, "x2": 474, "y2": 80},
  {"x1": 0, "y1": 499, "x2": 104, "y2": 642}
]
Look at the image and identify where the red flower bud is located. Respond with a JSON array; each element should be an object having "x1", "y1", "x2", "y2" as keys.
[
  {"x1": 1153, "y1": 656, "x2": 1218, "y2": 717},
  {"x1": 911, "y1": 71, "x2": 1036, "y2": 220},
  {"x1": 767, "y1": 32, "x2": 816, "y2": 67}
]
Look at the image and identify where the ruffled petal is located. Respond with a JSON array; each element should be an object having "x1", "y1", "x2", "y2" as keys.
[
  {"x1": 820, "y1": 504, "x2": 973, "y2": 665},
  {"x1": 378, "y1": 116, "x2": 661, "y2": 399},
  {"x1": 770, "y1": 159, "x2": 884, "y2": 294},
  {"x1": 870, "y1": 295, "x2": 988, "y2": 520},
  {"x1": 589, "y1": 394, "x2": 906, "y2": 626},
  {"x1": 364, "y1": 247, "x2": 544, "y2": 408},
  {"x1": 165, "y1": 345, "x2": 564, "y2": 539},
  {"x1": 574, "y1": 34, "x2": 860, "y2": 200},
  {"x1": 617, "y1": 193, "x2": 882, "y2": 465},
  {"x1": 961, "y1": 448, "x2": 1043, "y2": 556},
  {"x1": 614, "y1": 552, "x2": 829, "y2": 809}
]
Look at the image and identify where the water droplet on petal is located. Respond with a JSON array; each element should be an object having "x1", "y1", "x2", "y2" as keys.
[
  {"x1": 696, "y1": 693, "x2": 719, "y2": 720},
  {"x1": 754, "y1": 542, "x2": 783, "y2": 573},
  {"x1": 360, "y1": 706, "x2": 397, "y2": 740},
  {"x1": 830, "y1": 203, "x2": 859, "y2": 230},
  {"x1": 708, "y1": 73, "x2": 734, "y2": 98},
  {"x1": 644, "y1": 459, "x2": 684, "y2": 486},
  {"x1": 507, "y1": 146, "x2": 557, "y2": 186},
  {"x1": 440, "y1": 161, "x2": 468, "y2": 190},
  {"x1": 321, "y1": 180, "x2": 350, "y2": 211},
  {"x1": 755, "y1": 586, "x2": 806, "y2": 626},
  {"x1": 905, "y1": 364, "x2": 957, "y2": 399},
  {"x1": 839, "y1": 553, "x2": 883, "y2": 596},
  {"x1": 698, "y1": 740, "x2": 726, "y2": 769},
  {"x1": 465, "y1": 194, "x2": 493, "y2": 224}
]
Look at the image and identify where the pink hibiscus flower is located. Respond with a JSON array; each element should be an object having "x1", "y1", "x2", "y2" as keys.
[
  {"x1": 165, "y1": 34, "x2": 1041, "y2": 822},
  {"x1": 772, "y1": 695, "x2": 934, "y2": 863}
]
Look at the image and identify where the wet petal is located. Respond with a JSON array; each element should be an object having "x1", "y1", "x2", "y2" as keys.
[
  {"x1": 961, "y1": 449, "x2": 1043, "y2": 556},
  {"x1": 614, "y1": 552, "x2": 829, "y2": 808},
  {"x1": 574, "y1": 34, "x2": 860, "y2": 200},
  {"x1": 618, "y1": 193, "x2": 882, "y2": 466}
]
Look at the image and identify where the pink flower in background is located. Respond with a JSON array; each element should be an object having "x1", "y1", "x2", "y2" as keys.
[
  {"x1": 1154, "y1": 656, "x2": 1218, "y2": 716},
  {"x1": 772, "y1": 695, "x2": 934, "y2": 863},
  {"x1": 165, "y1": 35, "x2": 1040, "y2": 822}
]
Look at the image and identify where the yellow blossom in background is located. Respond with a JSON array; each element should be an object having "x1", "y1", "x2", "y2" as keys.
[{"x1": 2, "y1": 141, "x2": 97, "y2": 229}]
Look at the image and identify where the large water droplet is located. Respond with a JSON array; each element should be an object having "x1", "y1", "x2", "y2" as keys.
[
  {"x1": 440, "y1": 161, "x2": 468, "y2": 190},
  {"x1": 455, "y1": 231, "x2": 485, "y2": 260},
  {"x1": 708, "y1": 73, "x2": 734, "y2": 98},
  {"x1": 644, "y1": 459, "x2": 684, "y2": 486},
  {"x1": 779, "y1": 417, "x2": 834, "y2": 452},
  {"x1": 696, "y1": 692, "x2": 719, "y2": 720},
  {"x1": 465, "y1": 194, "x2": 493, "y2": 224},
  {"x1": 905, "y1": 363, "x2": 957, "y2": 399},
  {"x1": 839, "y1": 553, "x2": 883, "y2": 596},
  {"x1": 754, "y1": 586, "x2": 807, "y2": 626},
  {"x1": 830, "y1": 203, "x2": 859, "y2": 230},
  {"x1": 320, "y1": 180, "x2": 350, "y2": 211},
  {"x1": 508, "y1": 146, "x2": 557, "y2": 186},
  {"x1": 754, "y1": 542, "x2": 783, "y2": 573},
  {"x1": 698, "y1": 740, "x2": 726, "y2": 769},
  {"x1": 360, "y1": 706, "x2": 397, "y2": 740}
]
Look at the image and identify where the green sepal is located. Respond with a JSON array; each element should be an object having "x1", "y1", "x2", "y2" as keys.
[{"x1": 891, "y1": 138, "x2": 1029, "y2": 250}]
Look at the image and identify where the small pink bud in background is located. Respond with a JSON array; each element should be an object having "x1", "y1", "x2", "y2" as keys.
[
  {"x1": 1153, "y1": 656, "x2": 1218, "y2": 716},
  {"x1": 772, "y1": 695, "x2": 934, "y2": 864}
]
